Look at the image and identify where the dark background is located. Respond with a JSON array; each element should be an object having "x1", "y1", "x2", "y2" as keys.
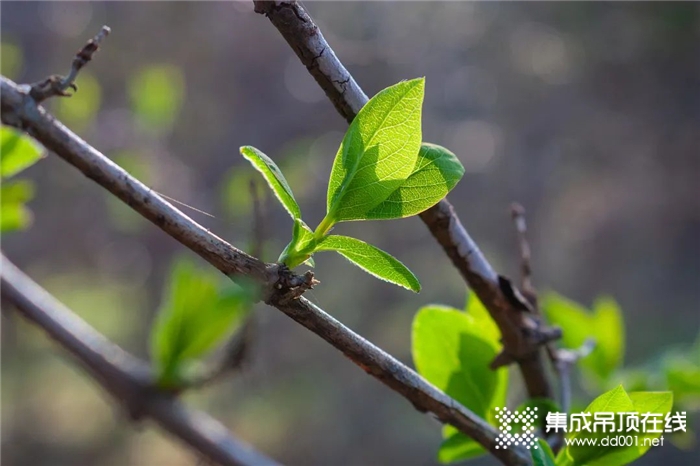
[{"x1": 2, "y1": 2, "x2": 699, "y2": 465}]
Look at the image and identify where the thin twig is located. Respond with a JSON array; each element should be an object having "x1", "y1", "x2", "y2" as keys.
[
  {"x1": 0, "y1": 254, "x2": 279, "y2": 466},
  {"x1": 549, "y1": 338, "x2": 596, "y2": 453},
  {"x1": 29, "y1": 26, "x2": 110, "y2": 102},
  {"x1": 0, "y1": 75, "x2": 530, "y2": 465},
  {"x1": 510, "y1": 203, "x2": 536, "y2": 305},
  {"x1": 253, "y1": 0, "x2": 557, "y2": 403}
]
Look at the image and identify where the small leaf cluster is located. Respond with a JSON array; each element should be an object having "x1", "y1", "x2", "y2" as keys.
[
  {"x1": 0, "y1": 126, "x2": 45, "y2": 233},
  {"x1": 149, "y1": 258, "x2": 255, "y2": 388},
  {"x1": 240, "y1": 78, "x2": 464, "y2": 292},
  {"x1": 414, "y1": 290, "x2": 681, "y2": 466},
  {"x1": 542, "y1": 292, "x2": 625, "y2": 388}
]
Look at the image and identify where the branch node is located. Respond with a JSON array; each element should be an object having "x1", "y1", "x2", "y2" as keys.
[{"x1": 29, "y1": 25, "x2": 110, "y2": 103}]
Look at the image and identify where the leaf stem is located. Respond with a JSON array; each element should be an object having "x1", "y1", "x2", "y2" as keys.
[{"x1": 315, "y1": 215, "x2": 335, "y2": 240}]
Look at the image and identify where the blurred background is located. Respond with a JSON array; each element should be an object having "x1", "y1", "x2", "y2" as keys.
[{"x1": 1, "y1": 2, "x2": 699, "y2": 465}]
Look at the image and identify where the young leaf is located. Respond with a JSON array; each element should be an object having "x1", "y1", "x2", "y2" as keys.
[
  {"x1": 413, "y1": 305, "x2": 505, "y2": 417},
  {"x1": 150, "y1": 259, "x2": 253, "y2": 387},
  {"x1": 315, "y1": 235, "x2": 420, "y2": 292},
  {"x1": 364, "y1": 143, "x2": 464, "y2": 220},
  {"x1": 413, "y1": 304, "x2": 508, "y2": 463},
  {"x1": 279, "y1": 218, "x2": 317, "y2": 268},
  {"x1": 325, "y1": 78, "x2": 425, "y2": 225},
  {"x1": 1, "y1": 126, "x2": 45, "y2": 179},
  {"x1": 240, "y1": 145, "x2": 301, "y2": 220}
]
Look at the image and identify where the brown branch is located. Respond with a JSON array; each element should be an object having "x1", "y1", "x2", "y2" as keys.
[
  {"x1": 1, "y1": 73, "x2": 530, "y2": 465},
  {"x1": 0, "y1": 254, "x2": 279, "y2": 466},
  {"x1": 29, "y1": 26, "x2": 110, "y2": 102},
  {"x1": 253, "y1": 0, "x2": 557, "y2": 402}
]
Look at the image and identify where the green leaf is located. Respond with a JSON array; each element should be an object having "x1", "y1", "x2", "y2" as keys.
[
  {"x1": 240, "y1": 145, "x2": 301, "y2": 220},
  {"x1": 560, "y1": 386, "x2": 673, "y2": 466},
  {"x1": 413, "y1": 304, "x2": 507, "y2": 463},
  {"x1": 465, "y1": 289, "x2": 501, "y2": 343},
  {"x1": 279, "y1": 218, "x2": 317, "y2": 268},
  {"x1": 532, "y1": 439, "x2": 556, "y2": 466},
  {"x1": 542, "y1": 292, "x2": 625, "y2": 386},
  {"x1": 128, "y1": 64, "x2": 184, "y2": 133},
  {"x1": 150, "y1": 258, "x2": 253, "y2": 387},
  {"x1": 364, "y1": 143, "x2": 464, "y2": 219},
  {"x1": 316, "y1": 235, "x2": 420, "y2": 292},
  {"x1": 1, "y1": 179, "x2": 35, "y2": 233},
  {"x1": 1, "y1": 126, "x2": 44, "y2": 179},
  {"x1": 325, "y1": 78, "x2": 425, "y2": 224},
  {"x1": 438, "y1": 433, "x2": 484, "y2": 464}
]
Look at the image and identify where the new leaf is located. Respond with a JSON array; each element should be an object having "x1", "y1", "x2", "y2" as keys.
[
  {"x1": 240, "y1": 145, "x2": 301, "y2": 219},
  {"x1": 364, "y1": 143, "x2": 464, "y2": 219},
  {"x1": 325, "y1": 78, "x2": 424, "y2": 224},
  {"x1": 316, "y1": 235, "x2": 420, "y2": 292},
  {"x1": 150, "y1": 259, "x2": 253, "y2": 387}
]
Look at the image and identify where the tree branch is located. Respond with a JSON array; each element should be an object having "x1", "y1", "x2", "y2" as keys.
[
  {"x1": 29, "y1": 25, "x2": 110, "y2": 102},
  {"x1": 0, "y1": 254, "x2": 279, "y2": 466},
  {"x1": 253, "y1": 0, "x2": 557, "y2": 401},
  {"x1": 1, "y1": 73, "x2": 529, "y2": 465}
]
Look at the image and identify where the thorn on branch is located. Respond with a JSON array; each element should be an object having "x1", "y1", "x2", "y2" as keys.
[{"x1": 29, "y1": 25, "x2": 110, "y2": 103}]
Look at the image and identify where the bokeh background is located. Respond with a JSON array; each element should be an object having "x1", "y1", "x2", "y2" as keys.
[{"x1": 2, "y1": 2, "x2": 699, "y2": 465}]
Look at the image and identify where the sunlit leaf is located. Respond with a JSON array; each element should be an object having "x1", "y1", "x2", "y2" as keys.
[
  {"x1": 413, "y1": 304, "x2": 507, "y2": 462},
  {"x1": 316, "y1": 235, "x2": 420, "y2": 292},
  {"x1": 364, "y1": 143, "x2": 464, "y2": 219},
  {"x1": 325, "y1": 78, "x2": 424, "y2": 224},
  {"x1": 240, "y1": 145, "x2": 301, "y2": 219}
]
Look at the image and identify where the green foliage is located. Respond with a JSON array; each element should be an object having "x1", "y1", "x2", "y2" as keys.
[
  {"x1": 1, "y1": 126, "x2": 44, "y2": 179},
  {"x1": 240, "y1": 146, "x2": 301, "y2": 219},
  {"x1": 150, "y1": 258, "x2": 255, "y2": 388},
  {"x1": 1, "y1": 126, "x2": 45, "y2": 233},
  {"x1": 316, "y1": 235, "x2": 420, "y2": 292},
  {"x1": 325, "y1": 78, "x2": 424, "y2": 223},
  {"x1": 542, "y1": 292, "x2": 624, "y2": 387},
  {"x1": 412, "y1": 293, "x2": 507, "y2": 463},
  {"x1": 364, "y1": 143, "x2": 465, "y2": 220},
  {"x1": 240, "y1": 79, "x2": 464, "y2": 291},
  {"x1": 556, "y1": 386, "x2": 673, "y2": 466},
  {"x1": 128, "y1": 64, "x2": 184, "y2": 133}
]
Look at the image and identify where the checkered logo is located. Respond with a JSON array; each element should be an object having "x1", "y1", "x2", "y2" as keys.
[{"x1": 494, "y1": 406, "x2": 539, "y2": 449}]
